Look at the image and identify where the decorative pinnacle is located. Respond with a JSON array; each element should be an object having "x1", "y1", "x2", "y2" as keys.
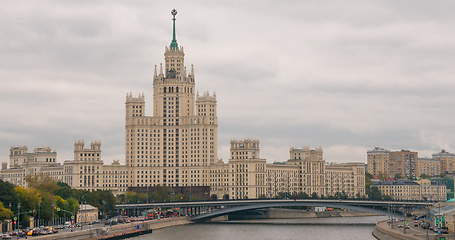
[{"x1": 170, "y1": 9, "x2": 178, "y2": 49}]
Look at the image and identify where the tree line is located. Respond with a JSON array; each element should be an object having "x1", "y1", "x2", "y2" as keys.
[{"x1": 0, "y1": 175, "x2": 116, "y2": 227}]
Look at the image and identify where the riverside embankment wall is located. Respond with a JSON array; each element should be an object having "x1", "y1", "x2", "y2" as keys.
[
  {"x1": 266, "y1": 208, "x2": 379, "y2": 219},
  {"x1": 373, "y1": 220, "x2": 438, "y2": 240},
  {"x1": 32, "y1": 217, "x2": 192, "y2": 240}
]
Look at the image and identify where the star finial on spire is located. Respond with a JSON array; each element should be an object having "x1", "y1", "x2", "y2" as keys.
[{"x1": 170, "y1": 9, "x2": 178, "y2": 49}]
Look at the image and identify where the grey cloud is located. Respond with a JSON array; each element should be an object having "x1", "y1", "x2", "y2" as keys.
[{"x1": 1, "y1": 0, "x2": 455, "y2": 166}]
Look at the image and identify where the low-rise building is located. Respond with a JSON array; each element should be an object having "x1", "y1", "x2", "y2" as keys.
[
  {"x1": 1, "y1": 142, "x2": 129, "y2": 195},
  {"x1": 431, "y1": 177, "x2": 455, "y2": 200},
  {"x1": 76, "y1": 204, "x2": 98, "y2": 224},
  {"x1": 374, "y1": 179, "x2": 446, "y2": 201},
  {"x1": 1, "y1": 140, "x2": 366, "y2": 200},
  {"x1": 207, "y1": 139, "x2": 365, "y2": 200},
  {"x1": 9, "y1": 146, "x2": 57, "y2": 168},
  {"x1": 1, "y1": 146, "x2": 64, "y2": 186}
]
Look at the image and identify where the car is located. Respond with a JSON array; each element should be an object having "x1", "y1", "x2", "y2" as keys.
[
  {"x1": 420, "y1": 222, "x2": 430, "y2": 229},
  {"x1": 1, "y1": 234, "x2": 11, "y2": 240},
  {"x1": 433, "y1": 228, "x2": 448, "y2": 234}
]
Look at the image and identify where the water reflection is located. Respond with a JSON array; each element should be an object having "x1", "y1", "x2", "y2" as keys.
[{"x1": 131, "y1": 216, "x2": 385, "y2": 240}]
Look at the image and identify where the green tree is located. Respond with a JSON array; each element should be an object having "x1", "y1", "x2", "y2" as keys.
[
  {"x1": 0, "y1": 180, "x2": 18, "y2": 213},
  {"x1": 294, "y1": 192, "x2": 309, "y2": 199},
  {"x1": 26, "y1": 175, "x2": 59, "y2": 193},
  {"x1": 365, "y1": 173, "x2": 373, "y2": 193},
  {"x1": 367, "y1": 186, "x2": 382, "y2": 200},
  {"x1": 83, "y1": 190, "x2": 116, "y2": 218},
  {"x1": 39, "y1": 192, "x2": 55, "y2": 223},
  {"x1": 149, "y1": 187, "x2": 172, "y2": 202},
  {"x1": 15, "y1": 186, "x2": 41, "y2": 214},
  {"x1": 0, "y1": 202, "x2": 13, "y2": 221},
  {"x1": 382, "y1": 195, "x2": 393, "y2": 201},
  {"x1": 419, "y1": 174, "x2": 430, "y2": 179},
  {"x1": 54, "y1": 182, "x2": 77, "y2": 199}
]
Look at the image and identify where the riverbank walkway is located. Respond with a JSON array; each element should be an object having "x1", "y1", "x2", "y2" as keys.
[{"x1": 374, "y1": 220, "x2": 454, "y2": 240}]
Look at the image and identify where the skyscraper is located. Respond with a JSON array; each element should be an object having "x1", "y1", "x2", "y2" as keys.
[{"x1": 125, "y1": 9, "x2": 218, "y2": 187}]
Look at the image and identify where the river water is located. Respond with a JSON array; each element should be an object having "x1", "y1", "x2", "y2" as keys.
[{"x1": 131, "y1": 216, "x2": 386, "y2": 240}]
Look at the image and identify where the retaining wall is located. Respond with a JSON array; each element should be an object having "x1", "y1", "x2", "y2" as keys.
[{"x1": 32, "y1": 217, "x2": 191, "y2": 240}]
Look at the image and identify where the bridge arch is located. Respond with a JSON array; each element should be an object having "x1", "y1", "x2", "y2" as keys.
[{"x1": 192, "y1": 202, "x2": 398, "y2": 222}]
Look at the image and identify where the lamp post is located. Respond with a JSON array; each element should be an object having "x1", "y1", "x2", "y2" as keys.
[
  {"x1": 80, "y1": 194, "x2": 85, "y2": 230},
  {"x1": 17, "y1": 202, "x2": 21, "y2": 230},
  {"x1": 37, "y1": 201, "x2": 41, "y2": 227}
]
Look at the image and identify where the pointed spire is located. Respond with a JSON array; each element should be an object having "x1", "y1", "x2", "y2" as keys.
[
  {"x1": 160, "y1": 63, "x2": 163, "y2": 75},
  {"x1": 154, "y1": 65, "x2": 157, "y2": 77},
  {"x1": 170, "y1": 9, "x2": 178, "y2": 49}
]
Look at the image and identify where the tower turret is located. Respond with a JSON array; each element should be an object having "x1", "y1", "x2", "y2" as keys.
[
  {"x1": 165, "y1": 9, "x2": 185, "y2": 78},
  {"x1": 196, "y1": 91, "x2": 217, "y2": 124},
  {"x1": 230, "y1": 139, "x2": 260, "y2": 160},
  {"x1": 125, "y1": 92, "x2": 145, "y2": 120}
]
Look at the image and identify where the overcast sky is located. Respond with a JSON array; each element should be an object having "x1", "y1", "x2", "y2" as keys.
[{"x1": 1, "y1": 0, "x2": 455, "y2": 165}]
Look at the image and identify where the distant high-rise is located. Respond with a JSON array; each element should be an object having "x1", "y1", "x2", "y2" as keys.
[
  {"x1": 367, "y1": 147, "x2": 418, "y2": 179},
  {"x1": 390, "y1": 150, "x2": 418, "y2": 179},
  {"x1": 367, "y1": 147, "x2": 390, "y2": 177},
  {"x1": 433, "y1": 150, "x2": 455, "y2": 173}
]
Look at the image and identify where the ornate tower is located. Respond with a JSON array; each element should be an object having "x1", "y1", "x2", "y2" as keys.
[
  {"x1": 153, "y1": 9, "x2": 196, "y2": 120},
  {"x1": 125, "y1": 9, "x2": 218, "y2": 188}
]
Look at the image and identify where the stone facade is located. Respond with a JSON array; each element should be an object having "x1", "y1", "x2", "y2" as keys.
[
  {"x1": 389, "y1": 150, "x2": 418, "y2": 179},
  {"x1": 367, "y1": 147, "x2": 390, "y2": 177},
  {"x1": 368, "y1": 148, "x2": 455, "y2": 179},
  {"x1": 9, "y1": 146, "x2": 57, "y2": 168},
  {"x1": 1, "y1": 146, "x2": 64, "y2": 186},
  {"x1": 63, "y1": 141, "x2": 129, "y2": 195},
  {"x1": 1, "y1": 142, "x2": 129, "y2": 195},
  {"x1": 76, "y1": 204, "x2": 98, "y2": 224},
  {"x1": 125, "y1": 39, "x2": 217, "y2": 189},
  {"x1": 416, "y1": 158, "x2": 441, "y2": 177},
  {"x1": 206, "y1": 140, "x2": 364, "y2": 199},
  {"x1": 325, "y1": 162, "x2": 366, "y2": 198},
  {"x1": 374, "y1": 179, "x2": 446, "y2": 201},
  {"x1": 433, "y1": 150, "x2": 455, "y2": 174},
  {"x1": 367, "y1": 147, "x2": 419, "y2": 179},
  {"x1": 288, "y1": 147, "x2": 326, "y2": 196}
]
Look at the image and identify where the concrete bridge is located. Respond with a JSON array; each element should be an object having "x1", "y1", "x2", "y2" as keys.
[{"x1": 116, "y1": 199, "x2": 434, "y2": 222}]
